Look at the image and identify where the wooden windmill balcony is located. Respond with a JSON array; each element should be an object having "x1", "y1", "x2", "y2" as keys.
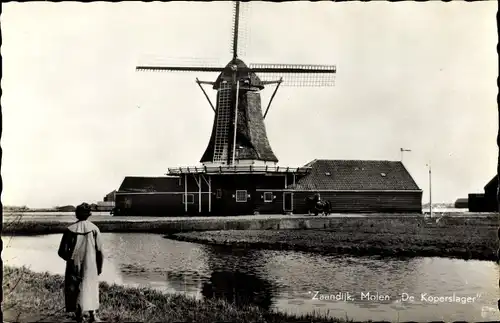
[{"x1": 166, "y1": 165, "x2": 311, "y2": 176}]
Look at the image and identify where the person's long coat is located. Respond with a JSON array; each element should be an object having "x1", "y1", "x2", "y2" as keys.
[{"x1": 58, "y1": 220, "x2": 104, "y2": 312}]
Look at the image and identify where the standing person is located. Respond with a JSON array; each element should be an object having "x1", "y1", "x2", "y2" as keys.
[{"x1": 58, "y1": 203, "x2": 104, "y2": 322}]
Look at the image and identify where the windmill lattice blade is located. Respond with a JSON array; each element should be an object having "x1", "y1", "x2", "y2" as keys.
[
  {"x1": 136, "y1": 66, "x2": 225, "y2": 72},
  {"x1": 250, "y1": 63, "x2": 336, "y2": 86},
  {"x1": 231, "y1": 1, "x2": 239, "y2": 59},
  {"x1": 249, "y1": 64, "x2": 336, "y2": 73},
  {"x1": 235, "y1": 1, "x2": 251, "y2": 58}
]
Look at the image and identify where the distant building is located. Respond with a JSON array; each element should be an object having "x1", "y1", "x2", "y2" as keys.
[
  {"x1": 55, "y1": 205, "x2": 76, "y2": 212},
  {"x1": 96, "y1": 201, "x2": 115, "y2": 211},
  {"x1": 454, "y1": 198, "x2": 468, "y2": 209},
  {"x1": 468, "y1": 176, "x2": 498, "y2": 212},
  {"x1": 114, "y1": 159, "x2": 422, "y2": 216},
  {"x1": 103, "y1": 190, "x2": 116, "y2": 202}
]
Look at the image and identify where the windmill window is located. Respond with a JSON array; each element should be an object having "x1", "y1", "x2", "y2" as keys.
[
  {"x1": 263, "y1": 192, "x2": 273, "y2": 202},
  {"x1": 183, "y1": 194, "x2": 194, "y2": 204},
  {"x1": 236, "y1": 190, "x2": 248, "y2": 202},
  {"x1": 216, "y1": 189, "x2": 222, "y2": 199}
]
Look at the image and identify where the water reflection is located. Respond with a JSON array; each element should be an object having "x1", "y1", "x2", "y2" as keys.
[
  {"x1": 201, "y1": 246, "x2": 274, "y2": 311},
  {"x1": 2, "y1": 233, "x2": 500, "y2": 322},
  {"x1": 104, "y1": 233, "x2": 208, "y2": 296},
  {"x1": 259, "y1": 252, "x2": 496, "y2": 321}
]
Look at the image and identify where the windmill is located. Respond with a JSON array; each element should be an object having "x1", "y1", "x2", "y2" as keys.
[{"x1": 136, "y1": 1, "x2": 336, "y2": 166}]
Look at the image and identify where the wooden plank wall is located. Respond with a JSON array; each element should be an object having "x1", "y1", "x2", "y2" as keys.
[
  {"x1": 253, "y1": 191, "x2": 285, "y2": 214},
  {"x1": 292, "y1": 191, "x2": 422, "y2": 213},
  {"x1": 115, "y1": 192, "x2": 211, "y2": 216}
]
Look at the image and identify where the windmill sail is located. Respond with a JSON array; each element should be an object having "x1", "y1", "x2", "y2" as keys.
[{"x1": 250, "y1": 63, "x2": 336, "y2": 86}]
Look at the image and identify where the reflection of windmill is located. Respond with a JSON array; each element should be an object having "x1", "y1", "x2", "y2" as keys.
[
  {"x1": 201, "y1": 246, "x2": 274, "y2": 311},
  {"x1": 137, "y1": 1, "x2": 336, "y2": 166}
]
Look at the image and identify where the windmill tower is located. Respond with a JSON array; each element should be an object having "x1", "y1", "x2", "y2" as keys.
[{"x1": 137, "y1": 1, "x2": 336, "y2": 167}]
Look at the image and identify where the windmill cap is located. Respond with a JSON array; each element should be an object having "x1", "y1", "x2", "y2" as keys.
[{"x1": 213, "y1": 58, "x2": 264, "y2": 90}]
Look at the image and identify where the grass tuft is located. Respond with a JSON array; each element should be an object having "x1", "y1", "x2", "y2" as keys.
[{"x1": 3, "y1": 266, "x2": 354, "y2": 323}]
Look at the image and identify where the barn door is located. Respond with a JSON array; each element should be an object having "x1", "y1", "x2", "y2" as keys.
[{"x1": 284, "y1": 192, "x2": 293, "y2": 212}]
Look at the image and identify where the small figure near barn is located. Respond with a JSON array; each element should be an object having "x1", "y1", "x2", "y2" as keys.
[
  {"x1": 58, "y1": 203, "x2": 104, "y2": 323},
  {"x1": 305, "y1": 192, "x2": 331, "y2": 216}
]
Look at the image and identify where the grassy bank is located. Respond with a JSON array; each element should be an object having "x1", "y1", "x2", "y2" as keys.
[
  {"x1": 1, "y1": 215, "x2": 244, "y2": 235},
  {"x1": 2, "y1": 213, "x2": 498, "y2": 236},
  {"x1": 170, "y1": 216, "x2": 499, "y2": 261},
  {"x1": 2, "y1": 266, "x2": 351, "y2": 323}
]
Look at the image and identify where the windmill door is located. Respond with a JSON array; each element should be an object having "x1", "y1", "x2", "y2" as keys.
[{"x1": 283, "y1": 192, "x2": 293, "y2": 212}]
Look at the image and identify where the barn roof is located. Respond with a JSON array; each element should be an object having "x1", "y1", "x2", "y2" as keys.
[
  {"x1": 118, "y1": 176, "x2": 181, "y2": 193},
  {"x1": 288, "y1": 159, "x2": 421, "y2": 191},
  {"x1": 484, "y1": 176, "x2": 498, "y2": 193}
]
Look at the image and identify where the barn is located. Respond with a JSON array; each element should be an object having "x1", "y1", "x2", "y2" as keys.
[
  {"x1": 468, "y1": 176, "x2": 498, "y2": 212},
  {"x1": 114, "y1": 159, "x2": 422, "y2": 216},
  {"x1": 284, "y1": 159, "x2": 422, "y2": 213}
]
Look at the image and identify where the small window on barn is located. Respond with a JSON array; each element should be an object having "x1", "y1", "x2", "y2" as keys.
[
  {"x1": 325, "y1": 172, "x2": 331, "y2": 176},
  {"x1": 263, "y1": 192, "x2": 273, "y2": 202},
  {"x1": 236, "y1": 190, "x2": 248, "y2": 202},
  {"x1": 183, "y1": 194, "x2": 194, "y2": 204},
  {"x1": 381, "y1": 173, "x2": 387, "y2": 177},
  {"x1": 216, "y1": 189, "x2": 222, "y2": 199}
]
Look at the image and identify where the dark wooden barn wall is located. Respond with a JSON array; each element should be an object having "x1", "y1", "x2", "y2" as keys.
[
  {"x1": 468, "y1": 193, "x2": 498, "y2": 212},
  {"x1": 115, "y1": 175, "x2": 289, "y2": 216},
  {"x1": 253, "y1": 191, "x2": 285, "y2": 214},
  {"x1": 254, "y1": 190, "x2": 422, "y2": 214},
  {"x1": 115, "y1": 174, "x2": 422, "y2": 215},
  {"x1": 115, "y1": 190, "x2": 422, "y2": 215},
  {"x1": 209, "y1": 175, "x2": 288, "y2": 215},
  {"x1": 115, "y1": 192, "x2": 212, "y2": 216},
  {"x1": 292, "y1": 191, "x2": 422, "y2": 213}
]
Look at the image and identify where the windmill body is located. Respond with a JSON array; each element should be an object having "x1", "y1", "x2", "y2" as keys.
[{"x1": 201, "y1": 58, "x2": 278, "y2": 166}]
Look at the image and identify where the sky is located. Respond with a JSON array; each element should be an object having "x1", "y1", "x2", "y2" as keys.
[{"x1": 1, "y1": 1, "x2": 498, "y2": 208}]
